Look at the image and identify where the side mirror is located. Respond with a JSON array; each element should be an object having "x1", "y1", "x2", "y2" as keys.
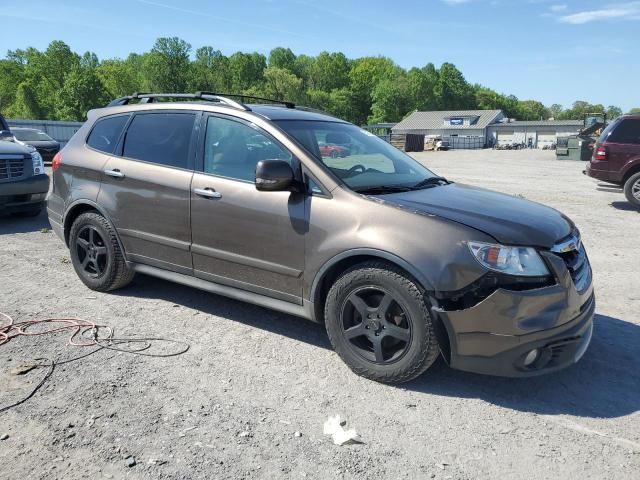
[
  {"x1": 255, "y1": 160, "x2": 294, "y2": 192},
  {"x1": 0, "y1": 130, "x2": 14, "y2": 141}
]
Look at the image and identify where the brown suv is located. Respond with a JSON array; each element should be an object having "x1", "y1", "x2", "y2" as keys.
[
  {"x1": 586, "y1": 113, "x2": 640, "y2": 207},
  {"x1": 47, "y1": 92, "x2": 595, "y2": 383}
]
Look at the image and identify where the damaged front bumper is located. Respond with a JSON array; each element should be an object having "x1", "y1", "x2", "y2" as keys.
[{"x1": 433, "y1": 250, "x2": 595, "y2": 377}]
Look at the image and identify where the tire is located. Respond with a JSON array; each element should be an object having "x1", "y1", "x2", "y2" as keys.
[
  {"x1": 624, "y1": 172, "x2": 640, "y2": 208},
  {"x1": 324, "y1": 261, "x2": 440, "y2": 384},
  {"x1": 12, "y1": 207, "x2": 42, "y2": 218},
  {"x1": 69, "y1": 212, "x2": 135, "y2": 292}
]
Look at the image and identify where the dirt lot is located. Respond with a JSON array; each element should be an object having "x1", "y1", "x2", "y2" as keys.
[{"x1": 1, "y1": 150, "x2": 639, "y2": 480}]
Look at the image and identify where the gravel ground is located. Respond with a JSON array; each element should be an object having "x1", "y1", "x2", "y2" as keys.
[{"x1": 0, "y1": 150, "x2": 639, "y2": 480}]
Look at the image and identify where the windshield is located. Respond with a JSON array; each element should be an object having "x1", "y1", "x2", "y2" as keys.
[
  {"x1": 274, "y1": 120, "x2": 438, "y2": 191},
  {"x1": 13, "y1": 129, "x2": 53, "y2": 141}
]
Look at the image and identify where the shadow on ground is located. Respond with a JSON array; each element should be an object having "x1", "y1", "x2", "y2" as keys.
[
  {"x1": 610, "y1": 201, "x2": 639, "y2": 212},
  {"x1": 0, "y1": 209, "x2": 51, "y2": 235},
  {"x1": 119, "y1": 275, "x2": 639, "y2": 420}
]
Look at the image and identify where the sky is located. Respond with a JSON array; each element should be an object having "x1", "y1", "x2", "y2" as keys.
[{"x1": 1, "y1": 0, "x2": 639, "y2": 111}]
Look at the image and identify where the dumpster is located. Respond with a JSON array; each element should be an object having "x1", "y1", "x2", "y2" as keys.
[{"x1": 556, "y1": 135, "x2": 595, "y2": 161}]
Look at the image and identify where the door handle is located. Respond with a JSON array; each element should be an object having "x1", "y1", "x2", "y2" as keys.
[
  {"x1": 194, "y1": 187, "x2": 222, "y2": 199},
  {"x1": 104, "y1": 169, "x2": 125, "y2": 178}
]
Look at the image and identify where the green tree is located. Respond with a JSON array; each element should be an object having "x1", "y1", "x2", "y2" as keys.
[
  {"x1": 434, "y1": 63, "x2": 475, "y2": 110},
  {"x1": 261, "y1": 67, "x2": 304, "y2": 103},
  {"x1": 549, "y1": 103, "x2": 563, "y2": 119},
  {"x1": 370, "y1": 74, "x2": 411, "y2": 123},
  {"x1": 407, "y1": 64, "x2": 438, "y2": 112},
  {"x1": 628, "y1": 107, "x2": 640, "y2": 114},
  {"x1": 268, "y1": 47, "x2": 296, "y2": 72},
  {"x1": 97, "y1": 55, "x2": 144, "y2": 98},
  {"x1": 56, "y1": 65, "x2": 110, "y2": 120},
  {"x1": 606, "y1": 105, "x2": 622, "y2": 119},
  {"x1": 308, "y1": 52, "x2": 350, "y2": 91},
  {"x1": 228, "y1": 52, "x2": 266, "y2": 91},
  {"x1": 143, "y1": 37, "x2": 191, "y2": 92},
  {"x1": 348, "y1": 56, "x2": 398, "y2": 125},
  {"x1": 188, "y1": 46, "x2": 230, "y2": 92},
  {"x1": 516, "y1": 100, "x2": 549, "y2": 121}
]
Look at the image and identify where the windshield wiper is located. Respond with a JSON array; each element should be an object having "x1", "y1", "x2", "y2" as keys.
[
  {"x1": 411, "y1": 176, "x2": 452, "y2": 190},
  {"x1": 353, "y1": 185, "x2": 414, "y2": 195}
]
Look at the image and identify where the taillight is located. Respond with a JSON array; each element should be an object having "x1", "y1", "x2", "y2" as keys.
[
  {"x1": 595, "y1": 146, "x2": 607, "y2": 161},
  {"x1": 52, "y1": 152, "x2": 62, "y2": 171}
]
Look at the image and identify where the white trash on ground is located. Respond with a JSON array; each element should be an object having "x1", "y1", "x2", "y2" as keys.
[{"x1": 323, "y1": 415, "x2": 362, "y2": 446}]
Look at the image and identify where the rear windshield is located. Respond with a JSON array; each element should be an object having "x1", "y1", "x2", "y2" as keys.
[{"x1": 13, "y1": 129, "x2": 53, "y2": 141}]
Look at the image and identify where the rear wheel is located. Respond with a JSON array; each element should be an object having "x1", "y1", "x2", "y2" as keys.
[
  {"x1": 624, "y1": 172, "x2": 640, "y2": 208},
  {"x1": 69, "y1": 212, "x2": 135, "y2": 291},
  {"x1": 324, "y1": 261, "x2": 440, "y2": 384}
]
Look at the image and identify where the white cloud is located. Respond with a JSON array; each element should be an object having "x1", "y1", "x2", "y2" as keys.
[
  {"x1": 558, "y1": 2, "x2": 640, "y2": 24},
  {"x1": 550, "y1": 4, "x2": 567, "y2": 12},
  {"x1": 442, "y1": 0, "x2": 472, "y2": 5}
]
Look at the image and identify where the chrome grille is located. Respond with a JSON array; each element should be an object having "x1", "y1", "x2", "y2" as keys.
[
  {"x1": 551, "y1": 231, "x2": 592, "y2": 294},
  {"x1": 0, "y1": 155, "x2": 26, "y2": 180}
]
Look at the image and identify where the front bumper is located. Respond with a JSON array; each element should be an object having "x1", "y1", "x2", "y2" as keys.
[
  {"x1": 433, "y1": 249, "x2": 595, "y2": 377},
  {"x1": 435, "y1": 293, "x2": 594, "y2": 377},
  {"x1": 0, "y1": 174, "x2": 50, "y2": 213}
]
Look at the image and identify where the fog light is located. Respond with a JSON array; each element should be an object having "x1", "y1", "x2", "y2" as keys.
[{"x1": 523, "y1": 348, "x2": 539, "y2": 366}]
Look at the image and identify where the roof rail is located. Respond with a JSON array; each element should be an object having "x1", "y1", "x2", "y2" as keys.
[
  {"x1": 196, "y1": 92, "x2": 295, "y2": 109},
  {"x1": 106, "y1": 92, "x2": 250, "y2": 111},
  {"x1": 106, "y1": 91, "x2": 297, "y2": 110}
]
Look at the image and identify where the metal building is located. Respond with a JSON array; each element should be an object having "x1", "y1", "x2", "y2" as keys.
[
  {"x1": 486, "y1": 120, "x2": 583, "y2": 149},
  {"x1": 391, "y1": 110, "x2": 504, "y2": 150},
  {"x1": 7, "y1": 119, "x2": 84, "y2": 147}
]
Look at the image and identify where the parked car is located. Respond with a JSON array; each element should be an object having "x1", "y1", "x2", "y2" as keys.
[
  {"x1": 586, "y1": 113, "x2": 640, "y2": 207},
  {"x1": 48, "y1": 92, "x2": 594, "y2": 384},
  {"x1": 11, "y1": 127, "x2": 60, "y2": 164},
  {"x1": 0, "y1": 114, "x2": 49, "y2": 217},
  {"x1": 318, "y1": 141, "x2": 350, "y2": 158}
]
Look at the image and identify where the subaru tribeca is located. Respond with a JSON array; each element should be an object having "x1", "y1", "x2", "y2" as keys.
[{"x1": 47, "y1": 93, "x2": 594, "y2": 384}]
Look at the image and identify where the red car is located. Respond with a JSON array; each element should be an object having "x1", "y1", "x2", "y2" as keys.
[
  {"x1": 319, "y1": 141, "x2": 350, "y2": 158},
  {"x1": 586, "y1": 113, "x2": 640, "y2": 208}
]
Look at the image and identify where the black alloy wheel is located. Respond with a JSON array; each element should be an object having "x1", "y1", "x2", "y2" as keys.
[
  {"x1": 75, "y1": 225, "x2": 108, "y2": 278},
  {"x1": 340, "y1": 287, "x2": 412, "y2": 364}
]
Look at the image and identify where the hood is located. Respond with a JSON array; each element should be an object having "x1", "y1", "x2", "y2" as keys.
[
  {"x1": 0, "y1": 139, "x2": 34, "y2": 155},
  {"x1": 23, "y1": 140, "x2": 59, "y2": 148},
  {"x1": 376, "y1": 183, "x2": 572, "y2": 248}
]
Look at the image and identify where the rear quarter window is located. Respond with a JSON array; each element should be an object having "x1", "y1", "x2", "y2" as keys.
[
  {"x1": 608, "y1": 119, "x2": 640, "y2": 144},
  {"x1": 86, "y1": 115, "x2": 130, "y2": 154},
  {"x1": 122, "y1": 113, "x2": 195, "y2": 169}
]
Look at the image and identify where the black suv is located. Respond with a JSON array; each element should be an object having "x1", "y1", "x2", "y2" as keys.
[{"x1": 0, "y1": 114, "x2": 50, "y2": 217}]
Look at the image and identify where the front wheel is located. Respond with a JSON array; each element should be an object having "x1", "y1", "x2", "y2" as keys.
[
  {"x1": 624, "y1": 172, "x2": 640, "y2": 208},
  {"x1": 324, "y1": 261, "x2": 440, "y2": 384},
  {"x1": 69, "y1": 212, "x2": 135, "y2": 292}
]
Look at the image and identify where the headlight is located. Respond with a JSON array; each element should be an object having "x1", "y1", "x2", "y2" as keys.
[
  {"x1": 467, "y1": 241, "x2": 549, "y2": 277},
  {"x1": 31, "y1": 151, "x2": 44, "y2": 175}
]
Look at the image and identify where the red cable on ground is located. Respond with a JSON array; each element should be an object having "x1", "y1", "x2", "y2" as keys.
[{"x1": 0, "y1": 311, "x2": 189, "y2": 414}]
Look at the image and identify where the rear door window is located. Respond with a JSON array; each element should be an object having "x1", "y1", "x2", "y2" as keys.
[
  {"x1": 86, "y1": 115, "x2": 129, "y2": 154},
  {"x1": 608, "y1": 119, "x2": 640, "y2": 144},
  {"x1": 122, "y1": 112, "x2": 196, "y2": 169}
]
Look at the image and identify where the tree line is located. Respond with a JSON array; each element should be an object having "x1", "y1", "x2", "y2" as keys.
[{"x1": 0, "y1": 37, "x2": 635, "y2": 125}]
